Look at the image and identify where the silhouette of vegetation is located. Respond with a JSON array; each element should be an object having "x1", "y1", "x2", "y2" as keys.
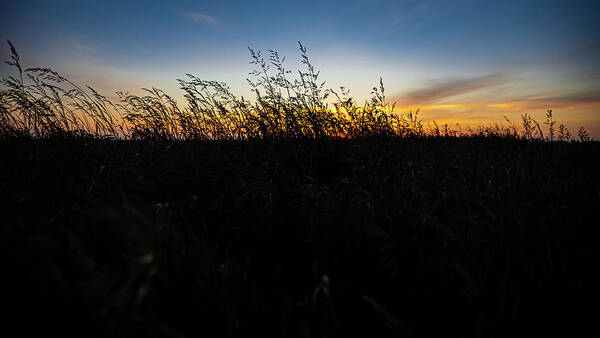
[
  {"x1": 1, "y1": 41, "x2": 598, "y2": 338},
  {"x1": 1, "y1": 41, "x2": 591, "y2": 141}
]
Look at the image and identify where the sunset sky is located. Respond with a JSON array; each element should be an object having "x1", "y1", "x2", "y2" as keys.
[{"x1": 1, "y1": 0, "x2": 599, "y2": 136}]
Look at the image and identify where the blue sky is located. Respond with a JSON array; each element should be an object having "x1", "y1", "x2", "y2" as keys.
[{"x1": 1, "y1": 0, "x2": 599, "y2": 134}]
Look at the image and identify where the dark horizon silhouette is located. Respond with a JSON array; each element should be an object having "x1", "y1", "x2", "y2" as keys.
[{"x1": 1, "y1": 1, "x2": 599, "y2": 337}]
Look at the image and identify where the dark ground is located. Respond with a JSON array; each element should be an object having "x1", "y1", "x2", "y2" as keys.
[{"x1": 1, "y1": 137, "x2": 599, "y2": 337}]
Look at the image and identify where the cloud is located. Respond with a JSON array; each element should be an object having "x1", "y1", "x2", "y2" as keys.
[
  {"x1": 396, "y1": 73, "x2": 514, "y2": 104},
  {"x1": 508, "y1": 92, "x2": 600, "y2": 106},
  {"x1": 389, "y1": 78, "x2": 600, "y2": 137},
  {"x1": 390, "y1": 0, "x2": 433, "y2": 27},
  {"x1": 381, "y1": 0, "x2": 452, "y2": 36},
  {"x1": 182, "y1": 12, "x2": 219, "y2": 25},
  {"x1": 69, "y1": 40, "x2": 96, "y2": 54}
]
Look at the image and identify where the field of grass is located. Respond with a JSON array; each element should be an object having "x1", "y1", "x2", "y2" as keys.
[
  {"x1": 1, "y1": 41, "x2": 599, "y2": 337},
  {"x1": 2, "y1": 137, "x2": 599, "y2": 337},
  {"x1": 1, "y1": 41, "x2": 591, "y2": 142}
]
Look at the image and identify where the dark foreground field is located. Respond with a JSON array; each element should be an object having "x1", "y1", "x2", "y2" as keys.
[{"x1": 1, "y1": 137, "x2": 599, "y2": 337}]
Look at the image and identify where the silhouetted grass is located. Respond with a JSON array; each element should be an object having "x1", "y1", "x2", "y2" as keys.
[
  {"x1": 1, "y1": 41, "x2": 598, "y2": 338},
  {"x1": 2, "y1": 137, "x2": 598, "y2": 337},
  {"x1": 1, "y1": 41, "x2": 591, "y2": 141}
]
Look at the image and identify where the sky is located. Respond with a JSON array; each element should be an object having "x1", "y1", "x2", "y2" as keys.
[{"x1": 1, "y1": 0, "x2": 599, "y2": 136}]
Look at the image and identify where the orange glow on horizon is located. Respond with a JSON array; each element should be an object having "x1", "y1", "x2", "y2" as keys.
[{"x1": 387, "y1": 100, "x2": 600, "y2": 137}]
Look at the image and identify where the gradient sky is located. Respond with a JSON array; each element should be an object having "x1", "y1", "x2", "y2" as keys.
[{"x1": 1, "y1": 0, "x2": 599, "y2": 136}]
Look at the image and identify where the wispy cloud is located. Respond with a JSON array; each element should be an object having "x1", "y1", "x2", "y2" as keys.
[
  {"x1": 397, "y1": 73, "x2": 514, "y2": 104},
  {"x1": 390, "y1": 0, "x2": 433, "y2": 27},
  {"x1": 182, "y1": 12, "x2": 219, "y2": 25},
  {"x1": 505, "y1": 91, "x2": 600, "y2": 107},
  {"x1": 70, "y1": 40, "x2": 96, "y2": 54},
  {"x1": 381, "y1": 0, "x2": 448, "y2": 36},
  {"x1": 389, "y1": 70, "x2": 600, "y2": 137}
]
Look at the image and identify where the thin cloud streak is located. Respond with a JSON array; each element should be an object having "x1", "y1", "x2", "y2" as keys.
[
  {"x1": 396, "y1": 73, "x2": 514, "y2": 104},
  {"x1": 70, "y1": 40, "x2": 97, "y2": 54},
  {"x1": 507, "y1": 92, "x2": 600, "y2": 106},
  {"x1": 182, "y1": 12, "x2": 219, "y2": 25}
]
